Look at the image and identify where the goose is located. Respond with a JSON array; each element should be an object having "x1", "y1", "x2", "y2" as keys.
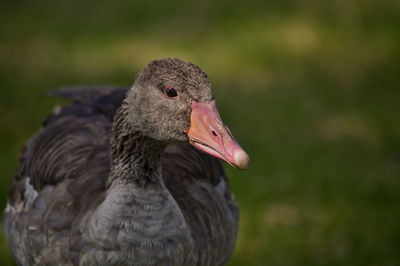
[{"x1": 3, "y1": 58, "x2": 249, "y2": 266}]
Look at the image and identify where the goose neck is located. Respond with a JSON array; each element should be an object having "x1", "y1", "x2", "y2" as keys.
[{"x1": 109, "y1": 106, "x2": 167, "y2": 186}]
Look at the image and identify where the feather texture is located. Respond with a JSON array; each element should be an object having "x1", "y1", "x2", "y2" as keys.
[{"x1": 4, "y1": 86, "x2": 238, "y2": 265}]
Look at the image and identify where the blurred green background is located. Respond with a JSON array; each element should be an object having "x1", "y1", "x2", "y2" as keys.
[{"x1": 1, "y1": 0, "x2": 399, "y2": 265}]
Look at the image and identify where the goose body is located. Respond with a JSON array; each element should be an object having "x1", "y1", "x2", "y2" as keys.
[{"x1": 4, "y1": 58, "x2": 249, "y2": 265}]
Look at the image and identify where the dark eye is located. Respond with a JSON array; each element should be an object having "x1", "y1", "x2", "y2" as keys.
[{"x1": 164, "y1": 87, "x2": 178, "y2": 98}]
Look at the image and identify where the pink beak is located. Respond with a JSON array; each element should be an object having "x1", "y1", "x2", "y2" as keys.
[{"x1": 186, "y1": 99, "x2": 249, "y2": 170}]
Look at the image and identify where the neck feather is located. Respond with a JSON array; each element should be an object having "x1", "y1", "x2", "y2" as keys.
[
  {"x1": 82, "y1": 102, "x2": 196, "y2": 264},
  {"x1": 108, "y1": 103, "x2": 166, "y2": 186}
]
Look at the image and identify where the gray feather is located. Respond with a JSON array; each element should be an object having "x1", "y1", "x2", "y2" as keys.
[{"x1": 4, "y1": 58, "x2": 239, "y2": 266}]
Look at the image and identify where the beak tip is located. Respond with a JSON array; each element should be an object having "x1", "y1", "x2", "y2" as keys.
[{"x1": 234, "y1": 150, "x2": 250, "y2": 170}]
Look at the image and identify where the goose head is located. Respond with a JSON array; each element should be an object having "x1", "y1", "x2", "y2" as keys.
[{"x1": 124, "y1": 58, "x2": 249, "y2": 170}]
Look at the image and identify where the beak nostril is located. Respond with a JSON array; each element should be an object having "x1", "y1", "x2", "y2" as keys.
[{"x1": 212, "y1": 130, "x2": 218, "y2": 137}]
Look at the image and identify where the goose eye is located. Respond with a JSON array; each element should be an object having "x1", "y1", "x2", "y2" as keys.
[{"x1": 164, "y1": 87, "x2": 178, "y2": 98}]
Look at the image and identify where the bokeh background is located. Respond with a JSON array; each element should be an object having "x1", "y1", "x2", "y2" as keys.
[{"x1": 1, "y1": 0, "x2": 399, "y2": 265}]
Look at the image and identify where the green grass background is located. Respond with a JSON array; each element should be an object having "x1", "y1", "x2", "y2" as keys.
[{"x1": 0, "y1": 0, "x2": 399, "y2": 265}]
